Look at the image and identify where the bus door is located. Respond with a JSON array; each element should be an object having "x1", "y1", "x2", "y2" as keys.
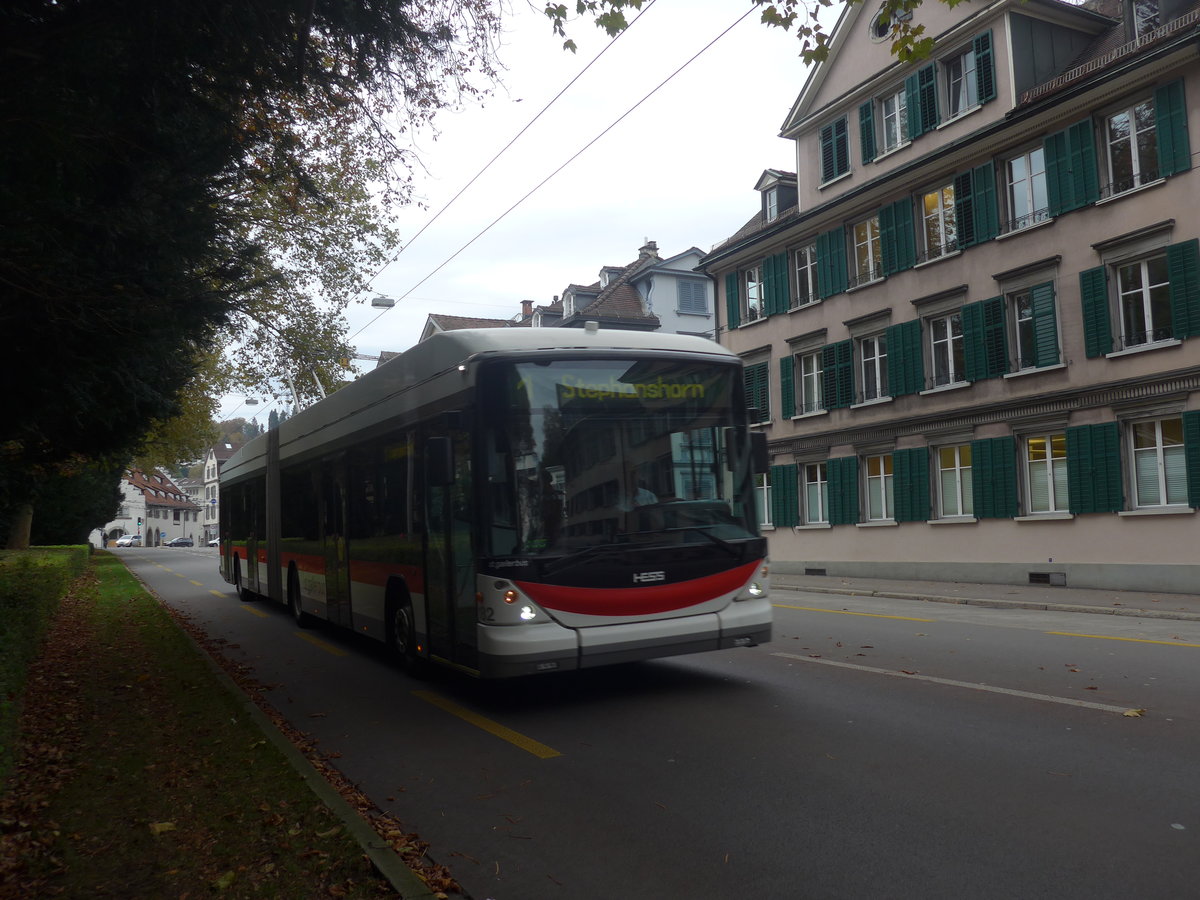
[
  {"x1": 321, "y1": 459, "x2": 352, "y2": 627},
  {"x1": 423, "y1": 430, "x2": 478, "y2": 669}
]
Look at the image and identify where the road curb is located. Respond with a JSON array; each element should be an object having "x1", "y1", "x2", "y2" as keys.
[{"x1": 772, "y1": 583, "x2": 1200, "y2": 623}]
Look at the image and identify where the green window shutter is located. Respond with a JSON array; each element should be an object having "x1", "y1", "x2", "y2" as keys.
[
  {"x1": 905, "y1": 72, "x2": 923, "y2": 139},
  {"x1": 765, "y1": 251, "x2": 790, "y2": 315},
  {"x1": 963, "y1": 296, "x2": 1007, "y2": 380},
  {"x1": 1067, "y1": 119, "x2": 1100, "y2": 209},
  {"x1": 953, "y1": 170, "x2": 975, "y2": 248},
  {"x1": 859, "y1": 101, "x2": 877, "y2": 164},
  {"x1": 971, "y1": 162, "x2": 999, "y2": 244},
  {"x1": 1079, "y1": 266, "x2": 1112, "y2": 357},
  {"x1": 971, "y1": 437, "x2": 1018, "y2": 519},
  {"x1": 1183, "y1": 410, "x2": 1200, "y2": 508},
  {"x1": 1030, "y1": 281, "x2": 1060, "y2": 366},
  {"x1": 917, "y1": 64, "x2": 939, "y2": 134},
  {"x1": 1166, "y1": 239, "x2": 1200, "y2": 340},
  {"x1": 828, "y1": 456, "x2": 860, "y2": 525},
  {"x1": 885, "y1": 319, "x2": 924, "y2": 397},
  {"x1": 893, "y1": 447, "x2": 930, "y2": 523},
  {"x1": 1066, "y1": 423, "x2": 1122, "y2": 514},
  {"x1": 974, "y1": 31, "x2": 996, "y2": 104},
  {"x1": 1044, "y1": 120, "x2": 1098, "y2": 215},
  {"x1": 779, "y1": 356, "x2": 795, "y2": 419},
  {"x1": 725, "y1": 272, "x2": 740, "y2": 330},
  {"x1": 816, "y1": 227, "x2": 847, "y2": 298},
  {"x1": 771, "y1": 464, "x2": 799, "y2": 527},
  {"x1": 822, "y1": 340, "x2": 854, "y2": 409},
  {"x1": 744, "y1": 361, "x2": 770, "y2": 420},
  {"x1": 1154, "y1": 79, "x2": 1191, "y2": 178},
  {"x1": 821, "y1": 118, "x2": 849, "y2": 180},
  {"x1": 881, "y1": 197, "x2": 915, "y2": 274}
]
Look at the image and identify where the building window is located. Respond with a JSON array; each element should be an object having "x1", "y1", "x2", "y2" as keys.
[
  {"x1": 1134, "y1": 0, "x2": 1160, "y2": 36},
  {"x1": 865, "y1": 453, "x2": 894, "y2": 520},
  {"x1": 921, "y1": 184, "x2": 957, "y2": 261},
  {"x1": 1105, "y1": 100, "x2": 1159, "y2": 197},
  {"x1": 793, "y1": 244, "x2": 819, "y2": 308},
  {"x1": 766, "y1": 188, "x2": 779, "y2": 222},
  {"x1": 1117, "y1": 254, "x2": 1172, "y2": 348},
  {"x1": 852, "y1": 215, "x2": 882, "y2": 285},
  {"x1": 1024, "y1": 433, "x2": 1068, "y2": 513},
  {"x1": 929, "y1": 312, "x2": 964, "y2": 386},
  {"x1": 820, "y1": 118, "x2": 850, "y2": 182},
  {"x1": 677, "y1": 279, "x2": 708, "y2": 314},
  {"x1": 937, "y1": 444, "x2": 974, "y2": 517},
  {"x1": 944, "y1": 45, "x2": 978, "y2": 118},
  {"x1": 859, "y1": 334, "x2": 888, "y2": 402},
  {"x1": 881, "y1": 88, "x2": 909, "y2": 152},
  {"x1": 798, "y1": 351, "x2": 824, "y2": 414},
  {"x1": 803, "y1": 462, "x2": 829, "y2": 524},
  {"x1": 1131, "y1": 417, "x2": 1187, "y2": 507},
  {"x1": 755, "y1": 472, "x2": 773, "y2": 527},
  {"x1": 1005, "y1": 148, "x2": 1048, "y2": 232},
  {"x1": 744, "y1": 265, "x2": 764, "y2": 323}
]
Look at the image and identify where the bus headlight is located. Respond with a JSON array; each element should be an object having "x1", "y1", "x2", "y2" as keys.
[
  {"x1": 745, "y1": 582, "x2": 765, "y2": 599},
  {"x1": 519, "y1": 606, "x2": 538, "y2": 621}
]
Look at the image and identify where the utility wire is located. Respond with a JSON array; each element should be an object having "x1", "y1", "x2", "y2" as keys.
[{"x1": 350, "y1": 3, "x2": 755, "y2": 344}]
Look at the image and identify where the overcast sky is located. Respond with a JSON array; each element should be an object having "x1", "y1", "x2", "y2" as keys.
[{"x1": 221, "y1": 0, "x2": 817, "y2": 421}]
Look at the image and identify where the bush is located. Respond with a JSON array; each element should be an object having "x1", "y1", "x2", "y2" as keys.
[{"x1": 0, "y1": 547, "x2": 88, "y2": 783}]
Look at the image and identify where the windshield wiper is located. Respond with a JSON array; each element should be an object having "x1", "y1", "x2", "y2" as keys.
[
  {"x1": 541, "y1": 541, "x2": 633, "y2": 576},
  {"x1": 667, "y1": 526, "x2": 741, "y2": 557}
]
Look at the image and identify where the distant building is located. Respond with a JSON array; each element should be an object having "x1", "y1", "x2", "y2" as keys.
[
  {"x1": 203, "y1": 442, "x2": 242, "y2": 543},
  {"x1": 103, "y1": 468, "x2": 201, "y2": 547}
]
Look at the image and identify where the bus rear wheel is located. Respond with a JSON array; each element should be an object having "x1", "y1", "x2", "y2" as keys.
[
  {"x1": 388, "y1": 600, "x2": 425, "y2": 677},
  {"x1": 233, "y1": 561, "x2": 254, "y2": 602},
  {"x1": 289, "y1": 569, "x2": 314, "y2": 629}
]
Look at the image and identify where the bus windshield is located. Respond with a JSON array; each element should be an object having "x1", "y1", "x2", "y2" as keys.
[{"x1": 481, "y1": 357, "x2": 759, "y2": 558}]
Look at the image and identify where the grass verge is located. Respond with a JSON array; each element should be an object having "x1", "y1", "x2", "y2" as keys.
[{"x1": 0, "y1": 552, "x2": 435, "y2": 898}]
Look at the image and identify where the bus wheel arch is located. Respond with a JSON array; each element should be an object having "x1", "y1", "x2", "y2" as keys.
[{"x1": 288, "y1": 564, "x2": 314, "y2": 628}]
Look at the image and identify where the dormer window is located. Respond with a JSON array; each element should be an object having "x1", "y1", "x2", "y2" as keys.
[
  {"x1": 564, "y1": 293, "x2": 576, "y2": 316},
  {"x1": 1133, "y1": 0, "x2": 1160, "y2": 35},
  {"x1": 765, "y1": 188, "x2": 779, "y2": 222}
]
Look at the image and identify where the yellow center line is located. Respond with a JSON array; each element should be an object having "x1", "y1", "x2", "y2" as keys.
[
  {"x1": 1046, "y1": 631, "x2": 1200, "y2": 648},
  {"x1": 190, "y1": 580, "x2": 204, "y2": 586},
  {"x1": 295, "y1": 632, "x2": 348, "y2": 656},
  {"x1": 240, "y1": 605, "x2": 269, "y2": 618},
  {"x1": 773, "y1": 603, "x2": 936, "y2": 623},
  {"x1": 413, "y1": 690, "x2": 562, "y2": 759}
]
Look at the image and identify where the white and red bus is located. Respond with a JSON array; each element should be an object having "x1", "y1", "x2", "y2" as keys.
[{"x1": 218, "y1": 325, "x2": 772, "y2": 678}]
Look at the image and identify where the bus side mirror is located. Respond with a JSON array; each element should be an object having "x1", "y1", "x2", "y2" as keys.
[
  {"x1": 751, "y1": 432, "x2": 769, "y2": 474},
  {"x1": 426, "y1": 436, "x2": 455, "y2": 486}
]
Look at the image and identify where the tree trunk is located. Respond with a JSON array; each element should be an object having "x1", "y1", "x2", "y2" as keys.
[{"x1": 5, "y1": 502, "x2": 33, "y2": 549}]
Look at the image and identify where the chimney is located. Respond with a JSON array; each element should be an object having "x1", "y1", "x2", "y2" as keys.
[
  {"x1": 639, "y1": 239, "x2": 659, "y2": 259},
  {"x1": 521, "y1": 299, "x2": 533, "y2": 318}
]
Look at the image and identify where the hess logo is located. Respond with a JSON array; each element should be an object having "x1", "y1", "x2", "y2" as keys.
[{"x1": 632, "y1": 570, "x2": 666, "y2": 583}]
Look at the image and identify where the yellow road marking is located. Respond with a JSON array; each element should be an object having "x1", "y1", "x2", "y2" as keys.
[
  {"x1": 190, "y1": 580, "x2": 204, "y2": 586},
  {"x1": 413, "y1": 690, "x2": 562, "y2": 759},
  {"x1": 1046, "y1": 631, "x2": 1200, "y2": 648},
  {"x1": 240, "y1": 606, "x2": 269, "y2": 618},
  {"x1": 773, "y1": 603, "x2": 935, "y2": 623},
  {"x1": 295, "y1": 632, "x2": 348, "y2": 656},
  {"x1": 209, "y1": 590, "x2": 227, "y2": 598}
]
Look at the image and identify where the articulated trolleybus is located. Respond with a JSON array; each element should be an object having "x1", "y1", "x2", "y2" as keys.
[{"x1": 218, "y1": 325, "x2": 772, "y2": 678}]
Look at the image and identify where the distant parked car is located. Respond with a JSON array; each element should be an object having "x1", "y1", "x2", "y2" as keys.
[
  {"x1": 165, "y1": 537, "x2": 194, "y2": 547},
  {"x1": 115, "y1": 534, "x2": 141, "y2": 547},
  {"x1": 207, "y1": 538, "x2": 219, "y2": 547}
]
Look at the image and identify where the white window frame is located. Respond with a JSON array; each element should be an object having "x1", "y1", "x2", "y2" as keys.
[
  {"x1": 744, "y1": 265, "x2": 764, "y2": 323},
  {"x1": 1105, "y1": 99, "x2": 1159, "y2": 197},
  {"x1": 921, "y1": 183, "x2": 957, "y2": 261},
  {"x1": 798, "y1": 350, "x2": 823, "y2": 415},
  {"x1": 793, "y1": 244, "x2": 819, "y2": 308},
  {"x1": 1130, "y1": 417, "x2": 1187, "y2": 508},
  {"x1": 859, "y1": 334, "x2": 888, "y2": 402},
  {"x1": 1005, "y1": 147, "x2": 1049, "y2": 232},
  {"x1": 865, "y1": 453, "x2": 895, "y2": 521},
  {"x1": 1009, "y1": 288, "x2": 1037, "y2": 371},
  {"x1": 1023, "y1": 433, "x2": 1068, "y2": 514},
  {"x1": 937, "y1": 444, "x2": 974, "y2": 518},
  {"x1": 766, "y1": 188, "x2": 779, "y2": 222},
  {"x1": 1116, "y1": 254, "x2": 1172, "y2": 349},
  {"x1": 852, "y1": 215, "x2": 882, "y2": 284},
  {"x1": 880, "y1": 88, "x2": 909, "y2": 152},
  {"x1": 929, "y1": 311, "x2": 964, "y2": 387},
  {"x1": 802, "y1": 462, "x2": 829, "y2": 524},
  {"x1": 944, "y1": 46, "x2": 978, "y2": 118},
  {"x1": 755, "y1": 472, "x2": 773, "y2": 527}
]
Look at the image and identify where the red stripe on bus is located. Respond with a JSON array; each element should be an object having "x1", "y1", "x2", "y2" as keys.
[{"x1": 513, "y1": 559, "x2": 763, "y2": 617}]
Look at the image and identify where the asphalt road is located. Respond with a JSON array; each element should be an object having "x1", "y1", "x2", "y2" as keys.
[{"x1": 120, "y1": 547, "x2": 1200, "y2": 900}]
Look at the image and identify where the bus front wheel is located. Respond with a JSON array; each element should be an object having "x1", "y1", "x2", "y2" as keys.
[
  {"x1": 388, "y1": 599, "x2": 424, "y2": 676},
  {"x1": 289, "y1": 569, "x2": 314, "y2": 629}
]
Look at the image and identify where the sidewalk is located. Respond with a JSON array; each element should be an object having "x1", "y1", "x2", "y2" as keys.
[{"x1": 770, "y1": 572, "x2": 1200, "y2": 622}]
